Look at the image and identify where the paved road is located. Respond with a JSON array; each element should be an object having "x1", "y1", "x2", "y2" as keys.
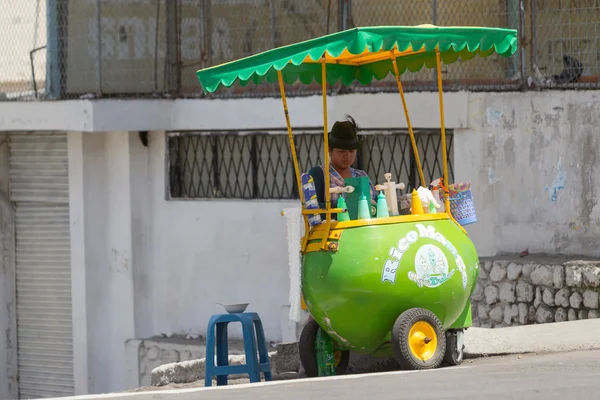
[{"x1": 161, "y1": 350, "x2": 600, "y2": 400}]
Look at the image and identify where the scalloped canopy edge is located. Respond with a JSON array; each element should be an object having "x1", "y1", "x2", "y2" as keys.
[{"x1": 196, "y1": 25, "x2": 518, "y2": 94}]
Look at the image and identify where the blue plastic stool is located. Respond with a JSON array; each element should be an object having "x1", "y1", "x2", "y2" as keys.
[{"x1": 204, "y1": 312, "x2": 272, "y2": 386}]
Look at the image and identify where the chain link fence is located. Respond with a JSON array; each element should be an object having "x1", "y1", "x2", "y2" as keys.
[
  {"x1": 530, "y1": 0, "x2": 600, "y2": 89},
  {"x1": 1, "y1": 0, "x2": 599, "y2": 101},
  {"x1": 0, "y1": 0, "x2": 47, "y2": 100}
]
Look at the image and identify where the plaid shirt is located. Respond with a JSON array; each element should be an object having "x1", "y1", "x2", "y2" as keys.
[{"x1": 319, "y1": 164, "x2": 377, "y2": 205}]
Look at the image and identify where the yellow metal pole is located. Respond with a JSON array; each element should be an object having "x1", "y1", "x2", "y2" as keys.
[
  {"x1": 277, "y1": 70, "x2": 305, "y2": 206},
  {"x1": 277, "y1": 70, "x2": 310, "y2": 251},
  {"x1": 321, "y1": 60, "x2": 332, "y2": 250},
  {"x1": 435, "y1": 49, "x2": 450, "y2": 214},
  {"x1": 322, "y1": 61, "x2": 331, "y2": 216},
  {"x1": 390, "y1": 52, "x2": 426, "y2": 188},
  {"x1": 434, "y1": 49, "x2": 466, "y2": 235}
]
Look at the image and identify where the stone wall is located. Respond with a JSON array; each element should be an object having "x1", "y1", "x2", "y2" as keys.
[
  {"x1": 472, "y1": 259, "x2": 600, "y2": 328},
  {"x1": 127, "y1": 337, "x2": 207, "y2": 388},
  {"x1": 126, "y1": 335, "x2": 251, "y2": 389}
]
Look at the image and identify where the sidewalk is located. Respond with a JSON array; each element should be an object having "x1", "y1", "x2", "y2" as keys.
[
  {"x1": 464, "y1": 318, "x2": 600, "y2": 356},
  {"x1": 46, "y1": 318, "x2": 600, "y2": 400}
]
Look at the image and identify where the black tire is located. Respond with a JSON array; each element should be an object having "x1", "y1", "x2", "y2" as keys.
[
  {"x1": 298, "y1": 318, "x2": 350, "y2": 377},
  {"x1": 392, "y1": 308, "x2": 446, "y2": 370},
  {"x1": 443, "y1": 330, "x2": 464, "y2": 366}
]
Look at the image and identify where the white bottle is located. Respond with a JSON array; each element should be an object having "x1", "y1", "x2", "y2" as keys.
[{"x1": 430, "y1": 178, "x2": 445, "y2": 213}]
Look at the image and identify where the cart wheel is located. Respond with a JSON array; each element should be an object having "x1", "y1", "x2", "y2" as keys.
[
  {"x1": 298, "y1": 318, "x2": 350, "y2": 377},
  {"x1": 392, "y1": 308, "x2": 446, "y2": 370},
  {"x1": 443, "y1": 329, "x2": 464, "y2": 366}
]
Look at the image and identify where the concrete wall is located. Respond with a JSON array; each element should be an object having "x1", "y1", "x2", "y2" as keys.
[
  {"x1": 74, "y1": 132, "x2": 138, "y2": 394},
  {"x1": 78, "y1": 90, "x2": 599, "y2": 393},
  {"x1": 146, "y1": 130, "x2": 295, "y2": 343},
  {"x1": 0, "y1": 134, "x2": 17, "y2": 400},
  {"x1": 0, "y1": 89, "x2": 599, "y2": 395},
  {"x1": 70, "y1": 129, "x2": 296, "y2": 393},
  {"x1": 457, "y1": 91, "x2": 600, "y2": 257},
  {"x1": 67, "y1": 131, "x2": 90, "y2": 395}
]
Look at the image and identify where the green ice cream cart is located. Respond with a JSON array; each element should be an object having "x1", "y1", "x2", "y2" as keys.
[{"x1": 196, "y1": 25, "x2": 518, "y2": 376}]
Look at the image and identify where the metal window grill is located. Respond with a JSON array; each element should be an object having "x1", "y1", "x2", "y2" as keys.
[{"x1": 167, "y1": 130, "x2": 454, "y2": 200}]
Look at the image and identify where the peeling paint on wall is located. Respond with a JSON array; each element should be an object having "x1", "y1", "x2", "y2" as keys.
[
  {"x1": 503, "y1": 136, "x2": 516, "y2": 168},
  {"x1": 545, "y1": 160, "x2": 566, "y2": 204},
  {"x1": 486, "y1": 108, "x2": 503, "y2": 125},
  {"x1": 488, "y1": 167, "x2": 500, "y2": 184}
]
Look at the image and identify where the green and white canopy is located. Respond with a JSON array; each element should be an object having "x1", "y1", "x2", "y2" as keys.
[{"x1": 196, "y1": 25, "x2": 518, "y2": 93}]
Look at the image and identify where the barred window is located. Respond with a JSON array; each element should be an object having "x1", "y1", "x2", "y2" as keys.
[{"x1": 166, "y1": 130, "x2": 453, "y2": 200}]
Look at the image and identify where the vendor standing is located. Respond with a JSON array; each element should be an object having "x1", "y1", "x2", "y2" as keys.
[{"x1": 307, "y1": 115, "x2": 377, "y2": 215}]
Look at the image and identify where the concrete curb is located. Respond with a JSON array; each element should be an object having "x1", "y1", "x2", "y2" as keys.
[
  {"x1": 464, "y1": 318, "x2": 600, "y2": 356},
  {"x1": 151, "y1": 352, "x2": 277, "y2": 386}
]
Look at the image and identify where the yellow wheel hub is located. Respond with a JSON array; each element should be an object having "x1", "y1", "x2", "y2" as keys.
[{"x1": 408, "y1": 321, "x2": 438, "y2": 361}]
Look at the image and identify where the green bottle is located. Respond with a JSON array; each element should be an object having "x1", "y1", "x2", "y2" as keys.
[
  {"x1": 357, "y1": 193, "x2": 371, "y2": 220},
  {"x1": 315, "y1": 328, "x2": 336, "y2": 376},
  {"x1": 336, "y1": 196, "x2": 350, "y2": 221},
  {"x1": 376, "y1": 191, "x2": 389, "y2": 218},
  {"x1": 428, "y1": 199, "x2": 437, "y2": 214}
]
